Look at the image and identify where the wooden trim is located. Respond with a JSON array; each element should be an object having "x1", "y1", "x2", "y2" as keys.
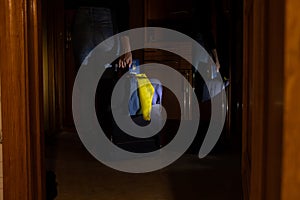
[
  {"x1": 242, "y1": 0, "x2": 267, "y2": 198},
  {"x1": 263, "y1": 0, "x2": 284, "y2": 199},
  {"x1": 282, "y1": 0, "x2": 300, "y2": 199},
  {"x1": 44, "y1": 0, "x2": 65, "y2": 133},
  {"x1": 242, "y1": 0, "x2": 285, "y2": 199},
  {"x1": 44, "y1": 0, "x2": 58, "y2": 133},
  {"x1": 54, "y1": 0, "x2": 66, "y2": 131},
  {"x1": 250, "y1": 0, "x2": 267, "y2": 198},
  {"x1": 0, "y1": 0, "x2": 45, "y2": 199},
  {"x1": 242, "y1": 0, "x2": 253, "y2": 199}
]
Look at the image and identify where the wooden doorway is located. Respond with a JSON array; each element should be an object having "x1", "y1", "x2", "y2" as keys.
[
  {"x1": 2, "y1": 0, "x2": 299, "y2": 199},
  {"x1": 0, "y1": 0, "x2": 45, "y2": 199}
]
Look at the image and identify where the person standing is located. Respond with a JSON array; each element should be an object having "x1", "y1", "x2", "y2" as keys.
[
  {"x1": 65, "y1": 0, "x2": 133, "y2": 138},
  {"x1": 191, "y1": 0, "x2": 222, "y2": 102}
]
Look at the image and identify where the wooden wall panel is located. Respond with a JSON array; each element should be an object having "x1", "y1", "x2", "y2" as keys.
[
  {"x1": 0, "y1": 0, "x2": 45, "y2": 199},
  {"x1": 264, "y1": 0, "x2": 284, "y2": 199},
  {"x1": 43, "y1": 0, "x2": 65, "y2": 133},
  {"x1": 282, "y1": 0, "x2": 300, "y2": 199},
  {"x1": 242, "y1": 0, "x2": 267, "y2": 199},
  {"x1": 243, "y1": 0, "x2": 285, "y2": 199},
  {"x1": 242, "y1": 0, "x2": 253, "y2": 198}
]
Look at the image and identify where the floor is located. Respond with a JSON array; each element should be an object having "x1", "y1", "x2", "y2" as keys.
[{"x1": 46, "y1": 131, "x2": 242, "y2": 200}]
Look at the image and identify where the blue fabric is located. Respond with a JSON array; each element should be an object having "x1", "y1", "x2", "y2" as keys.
[
  {"x1": 128, "y1": 77, "x2": 163, "y2": 116},
  {"x1": 149, "y1": 79, "x2": 162, "y2": 105},
  {"x1": 128, "y1": 77, "x2": 140, "y2": 115},
  {"x1": 129, "y1": 59, "x2": 140, "y2": 74},
  {"x1": 202, "y1": 79, "x2": 224, "y2": 102}
]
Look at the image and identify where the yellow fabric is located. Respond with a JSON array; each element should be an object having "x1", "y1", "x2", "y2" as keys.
[{"x1": 136, "y1": 74, "x2": 154, "y2": 121}]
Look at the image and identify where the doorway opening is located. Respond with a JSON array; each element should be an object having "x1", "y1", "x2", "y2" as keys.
[{"x1": 43, "y1": 0, "x2": 243, "y2": 199}]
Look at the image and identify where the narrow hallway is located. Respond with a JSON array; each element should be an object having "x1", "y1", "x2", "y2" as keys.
[{"x1": 46, "y1": 132, "x2": 242, "y2": 200}]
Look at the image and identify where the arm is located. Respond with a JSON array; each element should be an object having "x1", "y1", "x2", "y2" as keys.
[
  {"x1": 118, "y1": 35, "x2": 132, "y2": 68},
  {"x1": 212, "y1": 48, "x2": 220, "y2": 71},
  {"x1": 116, "y1": 0, "x2": 132, "y2": 68}
]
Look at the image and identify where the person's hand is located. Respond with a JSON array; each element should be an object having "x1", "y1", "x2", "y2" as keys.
[
  {"x1": 118, "y1": 51, "x2": 132, "y2": 68},
  {"x1": 212, "y1": 49, "x2": 220, "y2": 72},
  {"x1": 118, "y1": 36, "x2": 132, "y2": 68},
  {"x1": 216, "y1": 60, "x2": 221, "y2": 72}
]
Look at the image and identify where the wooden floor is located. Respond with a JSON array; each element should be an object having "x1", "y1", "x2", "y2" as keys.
[{"x1": 46, "y1": 132, "x2": 242, "y2": 200}]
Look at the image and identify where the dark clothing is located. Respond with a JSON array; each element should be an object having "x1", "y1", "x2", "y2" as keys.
[
  {"x1": 191, "y1": 0, "x2": 216, "y2": 53},
  {"x1": 72, "y1": 7, "x2": 118, "y2": 69},
  {"x1": 69, "y1": 0, "x2": 130, "y2": 70},
  {"x1": 65, "y1": 0, "x2": 129, "y2": 33},
  {"x1": 192, "y1": 31, "x2": 216, "y2": 56},
  {"x1": 191, "y1": 0, "x2": 214, "y2": 32},
  {"x1": 68, "y1": 0, "x2": 130, "y2": 138},
  {"x1": 191, "y1": 0, "x2": 219, "y2": 102}
]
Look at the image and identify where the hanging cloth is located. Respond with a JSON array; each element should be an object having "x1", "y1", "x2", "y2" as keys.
[{"x1": 135, "y1": 73, "x2": 154, "y2": 121}]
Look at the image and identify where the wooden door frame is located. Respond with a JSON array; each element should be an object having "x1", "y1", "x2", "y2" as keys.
[
  {"x1": 242, "y1": 0, "x2": 285, "y2": 199},
  {"x1": 0, "y1": 0, "x2": 293, "y2": 199},
  {"x1": 0, "y1": 0, "x2": 45, "y2": 199}
]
